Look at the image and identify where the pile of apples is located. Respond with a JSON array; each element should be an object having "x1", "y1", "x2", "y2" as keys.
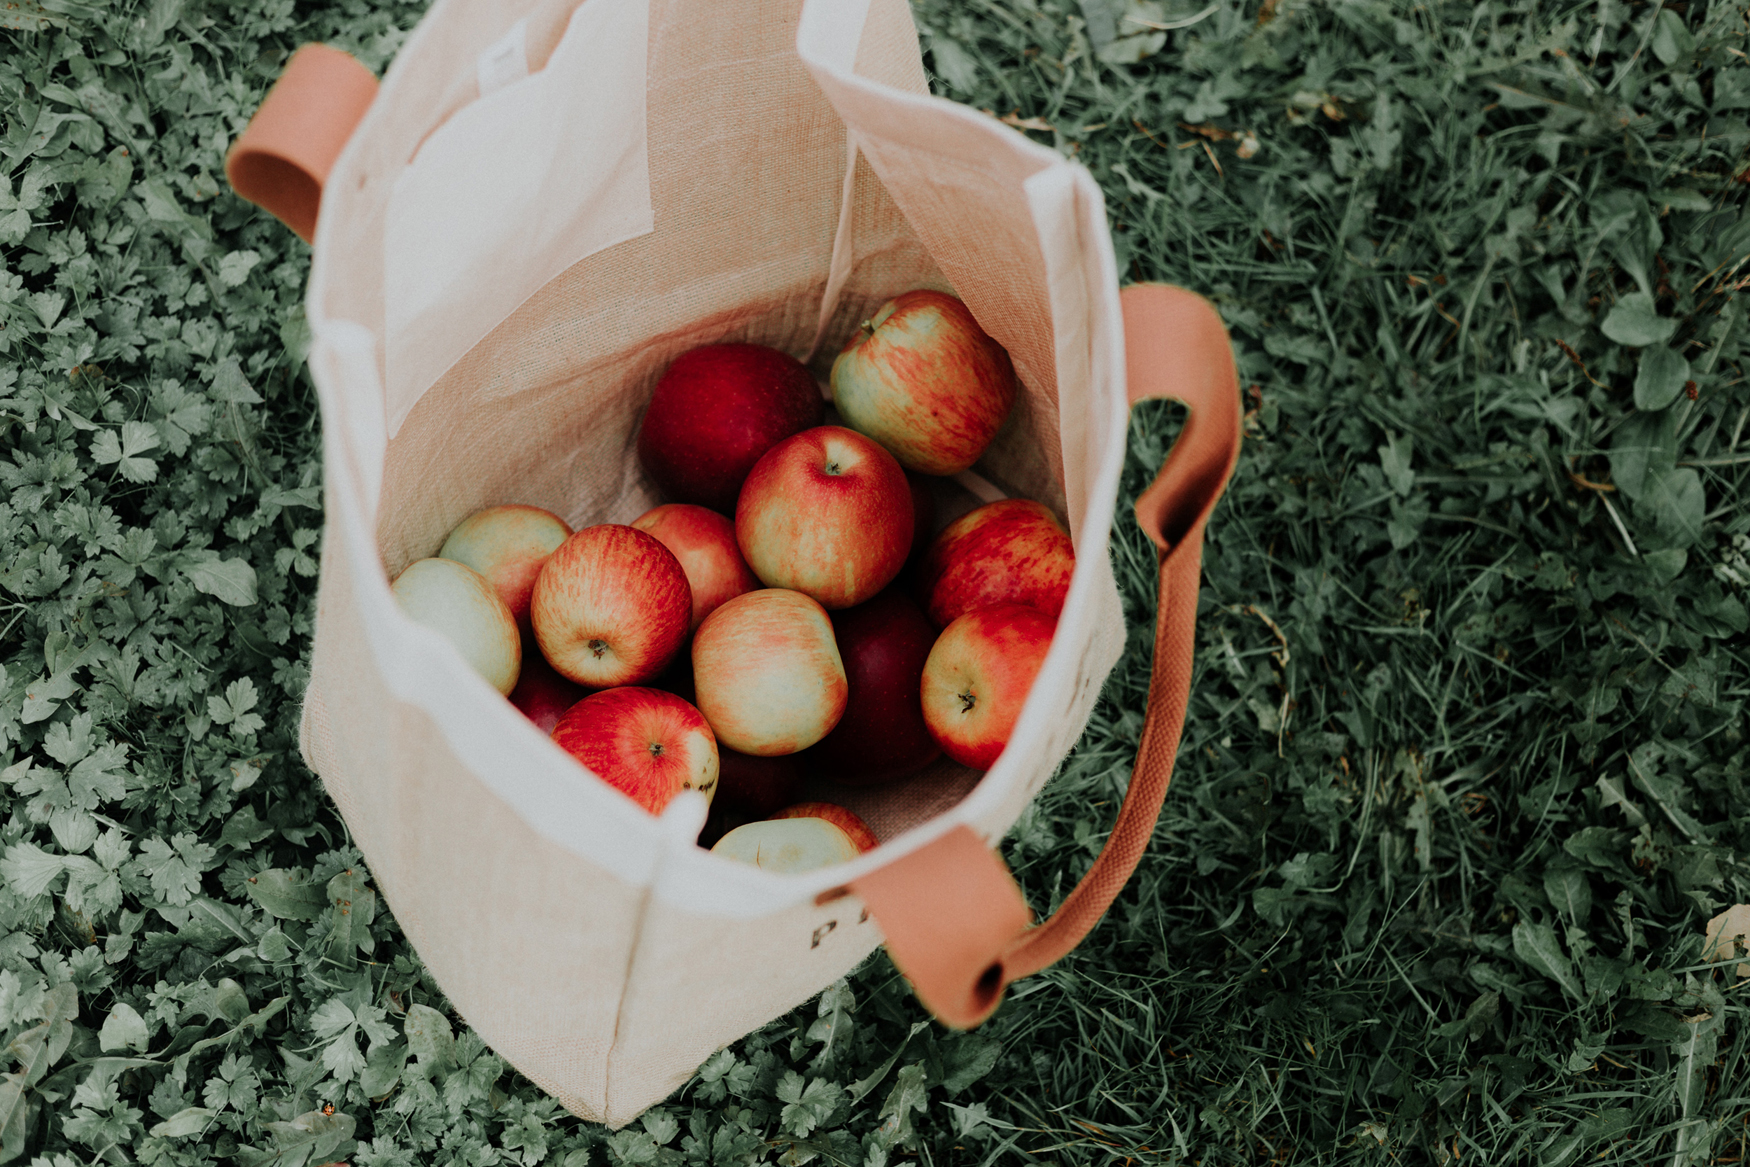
[{"x1": 390, "y1": 291, "x2": 1074, "y2": 873}]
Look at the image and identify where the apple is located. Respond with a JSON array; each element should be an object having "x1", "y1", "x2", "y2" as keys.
[
  {"x1": 711, "y1": 817, "x2": 859, "y2": 873},
  {"x1": 691, "y1": 588, "x2": 847, "y2": 756},
  {"x1": 391, "y1": 558, "x2": 521, "y2": 695},
  {"x1": 631, "y1": 503, "x2": 760, "y2": 632},
  {"x1": 437, "y1": 504, "x2": 572, "y2": 637},
  {"x1": 735, "y1": 426, "x2": 912, "y2": 610},
  {"x1": 920, "y1": 603, "x2": 1056, "y2": 770},
  {"x1": 803, "y1": 588, "x2": 939, "y2": 785},
  {"x1": 697, "y1": 805, "x2": 752, "y2": 852},
  {"x1": 531, "y1": 524, "x2": 692, "y2": 687},
  {"x1": 552, "y1": 687, "x2": 718, "y2": 815},
  {"x1": 508, "y1": 650, "x2": 591, "y2": 734},
  {"x1": 637, "y1": 343, "x2": 824, "y2": 513},
  {"x1": 717, "y1": 747, "x2": 804, "y2": 818},
  {"x1": 830, "y1": 290, "x2": 1017, "y2": 476},
  {"x1": 917, "y1": 498, "x2": 1075, "y2": 628},
  {"x1": 698, "y1": 748, "x2": 803, "y2": 848},
  {"x1": 770, "y1": 802, "x2": 878, "y2": 853}
]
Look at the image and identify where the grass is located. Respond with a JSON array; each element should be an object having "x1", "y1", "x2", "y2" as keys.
[{"x1": 0, "y1": 0, "x2": 1747, "y2": 1164}]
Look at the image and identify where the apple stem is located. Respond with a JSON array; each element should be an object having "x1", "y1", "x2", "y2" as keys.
[
  {"x1": 859, "y1": 318, "x2": 874, "y2": 336},
  {"x1": 958, "y1": 690, "x2": 977, "y2": 713}
]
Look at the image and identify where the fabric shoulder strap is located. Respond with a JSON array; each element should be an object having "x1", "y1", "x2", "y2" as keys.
[{"x1": 846, "y1": 283, "x2": 1241, "y2": 1027}]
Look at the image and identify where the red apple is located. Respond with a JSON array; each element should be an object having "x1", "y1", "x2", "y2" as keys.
[
  {"x1": 531, "y1": 524, "x2": 691, "y2": 687},
  {"x1": 803, "y1": 588, "x2": 939, "y2": 785},
  {"x1": 920, "y1": 604, "x2": 1056, "y2": 770},
  {"x1": 552, "y1": 687, "x2": 718, "y2": 815},
  {"x1": 711, "y1": 817, "x2": 859, "y2": 873},
  {"x1": 691, "y1": 589, "x2": 847, "y2": 756},
  {"x1": 637, "y1": 343, "x2": 824, "y2": 512},
  {"x1": 770, "y1": 802, "x2": 878, "y2": 853},
  {"x1": 437, "y1": 504, "x2": 572, "y2": 637},
  {"x1": 391, "y1": 558, "x2": 521, "y2": 695},
  {"x1": 508, "y1": 650, "x2": 590, "y2": 734},
  {"x1": 918, "y1": 498, "x2": 1075, "y2": 628},
  {"x1": 830, "y1": 290, "x2": 1017, "y2": 476},
  {"x1": 631, "y1": 503, "x2": 760, "y2": 632},
  {"x1": 735, "y1": 426, "x2": 912, "y2": 610},
  {"x1": 717, "y1": 748, "x2": 804, "y2": 818}
]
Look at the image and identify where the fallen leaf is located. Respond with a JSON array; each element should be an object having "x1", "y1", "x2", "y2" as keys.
[
  {"x1": 1178, "y1": 122, "x2": 1237, "y2": 141},
  {"x1": 1703, "y1": 904, "x2": 1750, "y2": 978}
]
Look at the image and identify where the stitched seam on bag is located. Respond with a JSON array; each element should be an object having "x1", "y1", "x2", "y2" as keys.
[
  {"x1": 599, "y1": 866, "x2": 658, "y2": 1114},
  {"x1": 853, "y1": 126, "x2": 1060, "y2": 171}
]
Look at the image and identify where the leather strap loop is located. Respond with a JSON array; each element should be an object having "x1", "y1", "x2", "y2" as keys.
[
  {"x1": 226, "y1": 44, "x2": 378, "y2": 243},
  {"x1": 849, "y1": 283, "x2": 1241, "y2": 1028}
]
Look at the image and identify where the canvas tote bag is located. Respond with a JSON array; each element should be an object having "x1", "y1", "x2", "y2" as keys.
[{"x1": 226, "y1": 0, "x2": 1240, "y2": 1127}]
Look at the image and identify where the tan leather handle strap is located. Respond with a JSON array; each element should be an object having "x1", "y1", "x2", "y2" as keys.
[
  {"x1": 225, "y1": 44, "x2": 378, "y2": 244},
  {"x1": 849, "y1": 284, "x2": 1241, "y2": 1028}
]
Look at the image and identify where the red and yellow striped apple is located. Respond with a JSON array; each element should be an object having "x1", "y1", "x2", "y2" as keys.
[
  {"x1": 918, "y1": 498, "x2": 1074, "y2": 628},
  {"x1": 552, "y1": 687, "x2": 718, "y2": 815},
  {"x1": 920, "y1": 603, "x2": 1056, "y2": 769},
  {"x1": 437, "y1": 504, "x2": 571, "y2": 638},
  {"x1": 691, "y1": 588, "x2": 846, "y2": 756},
  {"x1": 531, "y1": 524, "x2": 691, "y2": 687},
  {"x1": 631, "y1": 503, "x2": 760, "y2": 632},
  {"x1": 735, "y1": 426, "x2": 912, "y2": 610},
  {"x1": 770, "y1": 802, "x2": 878, "y2": 853},
  {"x1": 830, "y1": 290, "x2": 1017, "y2": 476}
]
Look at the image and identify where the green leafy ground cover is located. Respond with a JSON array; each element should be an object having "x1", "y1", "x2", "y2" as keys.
[{"x1": 1, "y1": 0, "x2": 1748, "y2": 1163}]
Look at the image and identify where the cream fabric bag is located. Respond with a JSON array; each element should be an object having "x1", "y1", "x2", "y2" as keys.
[{"x1": 270, "y1": 0, "x2": 1182, "y2": 1128}]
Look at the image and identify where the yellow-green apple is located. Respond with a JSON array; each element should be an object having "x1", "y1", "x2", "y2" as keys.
[
  {"x1": 631, "y1": 503, "x2": 760, "y2": 632},
  {"x1": 830, "y1": 290, "x2": 1017, "y2": 475},
  {"x1": 692, "y1": 588, "x2": 847, "y2": 756},
  {"x1": 710, "y1": 817, "x2": 859, "y2": 873},
  {"x1": 552, "y1": 687, "x2": 718, "y2": 815},
  {"x1": 637, "y1": 343, "x2": 824, "y2": 513},
  {"x1": 735, "y1": 426, "x2": 912, "y2": 609},
  {"x1": 803, "y1": 588, "x2": 939, "y2": 785},
  {"x1": 531, "y1": 524, "x2": 691, "y2": 687},
  {"x1": 920, "y1": 603, "x2": 1056, "y2": 769},
  {"x1": 918, "y1": 498, "x2": 1075, "y2": 628},
  {"x1": 770, "y1": 802, "x2": 878, "y2": 853},
  {"x1": 507, "y1": 650, "x2": 590, "y2": 734},
  {"x1": 390, "y1": 558, "x2": 522, "y2": 695},
  {"x1": 437, "y1": 504, "x2": 571, "y2": 638}
]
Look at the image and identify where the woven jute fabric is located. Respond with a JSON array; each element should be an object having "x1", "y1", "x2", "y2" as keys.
[{"x1": 297, "y1": 0, "x2": 1131, "y2": 1125}]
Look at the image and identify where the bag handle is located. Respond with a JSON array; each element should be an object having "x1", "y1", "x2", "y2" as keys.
[
  {"x1": 845, "y1": 283, "x2": 1241, "y2": 1028},
  {"x1": 225, "y1": 44, "x2": 378, "y2": 243}
]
